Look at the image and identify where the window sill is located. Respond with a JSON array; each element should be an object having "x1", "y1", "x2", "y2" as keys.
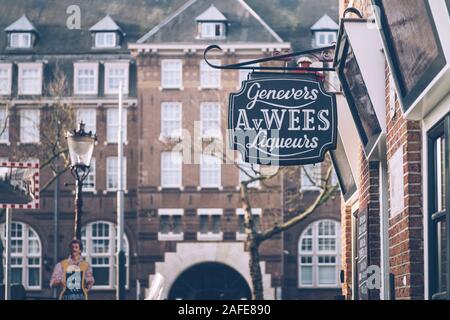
[
  {"x1": 158, "y1": 186, "x2": 184, "y2": 191},
  {"x1": 158, "y1": 135, "x2": 182, "y2": 143},
  {"x1": 300, "y1": 187, "x2": 322, "y2": 192},
  {"x1": 158, "y1": 232, "x2": 184, "y2": 241},
  {"x1": 103, "y1": 189, "x2": 129, "y2": 195},
  {"x1": 103, "y1": 141, "x2": 129, "y2": 146},
  {"x1": 197, "y1": 232, "x2": 223, "y2": 241},
  {"x1": 0, "y1": 141, "x2": 11, "y2": 146},
  {"x1": 25, "y1": 287, "x2": 42, "y2": 291},
  {"x1": 16, "y1": 141, "x2": 40, "y2": 146},
  {"x1": 197, "y1": 186, "x2": 223, "y2": 191},
  {"x1": 199, "y1": 136, "x2": 221, "y2": 142},
  {"x1": 236, "y1": 232, "x2": 247, "y2": 241},
  {"x1": 159, "y1": 86, "x2": 184, "y2": 91},
  {"x1": 198, "y1": 86, "x2": 221, "y2": 91},
  {"x1": 236, "y1": 185, "x2": 261, "y2": 191}
]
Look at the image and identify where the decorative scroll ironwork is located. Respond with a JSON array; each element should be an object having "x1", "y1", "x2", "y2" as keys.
[{"x1": 203, "y1": 45, "x2": 336, "y2": 73}]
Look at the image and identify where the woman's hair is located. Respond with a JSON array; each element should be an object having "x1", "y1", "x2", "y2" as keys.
[{"x1": 69, "y1": 239, "x2": 83, "y2": 252}]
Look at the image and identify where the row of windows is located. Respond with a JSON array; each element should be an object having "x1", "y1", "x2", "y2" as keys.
[
  {"x1": 161, "y1": 59, "x2": 257, "y2": 89},
  {"x1": 160, "y1": 152, "x2": 259, "y2": 189},
  {"x1": 0, "y1": 107, "x2": 126, "y2": 144},
  {"x1": 161, "y1": 102, "x2": 221, "y2": 139},
  {"x1": 0, "y1": 62, "x2": 129, "y2": 96},
  {"x1": 157, "y1": 208, "x2": 262, "y2": 241},
  {"x1": 1, "y1": 219, "x2": 340, "y2": 290},
  {"x1": 0, "y1": 59, "x2": 256, "y2": 96},
  {"x1": 0, "y1": 221, "x2": 129, "y2": 290},
  {"x1": 7, "y1": 31, "x2": 118, "y2": 50}
]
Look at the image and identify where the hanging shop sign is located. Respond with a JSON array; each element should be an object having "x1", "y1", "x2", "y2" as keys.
[
  {"x1": 228, "y1": 73, "x2": 337, "y2": 166},
  {"x1": 0, "y1": 161, "x2": 40, "y2": 209}
]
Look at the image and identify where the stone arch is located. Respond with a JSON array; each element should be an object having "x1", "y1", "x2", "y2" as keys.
[{"x1": 148, "y1": 242, "x2": 274, "y2": 299}]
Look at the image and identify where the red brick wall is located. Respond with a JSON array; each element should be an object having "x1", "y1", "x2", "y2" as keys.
[
  {"x1": 385, "y1": 65, "x2": 424, "y2": 300},
  {"x1": 358, "y1": 148, "x2": 381, "y2": 299},
  {"x1": 341, "y1": 201, "x2": 353, "y2": 299}
]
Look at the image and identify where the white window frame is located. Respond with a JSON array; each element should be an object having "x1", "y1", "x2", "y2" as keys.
[
  {"x1": 94, "y1": 32, "x2": 117, "y2": 48},
  {"x1": 18, "y1": 63, "x2": 42, "y2": 95},
  {"x1": 106, "y1": 157, "x2": 127, "y2": 191},
  {"x1": 76, "y1": 108, "x2": 97, "y2": 135},
  {"x1": 0, "y1": 63, "x2": 12, "y2": 95},
  {"x1": 20, "y1": 109, "x2": 40, "y2": 144},
  {"x1": 161, "y1": 60, "x2": 183, "y2": 89},
  {"x1": 200, "y1": 60, "x2": 221, "y2": 89},
  {"x1": 0, "y1": 106, "x2": 9, "y2": 144},
  {"x1": 106, "y1": 108, "x2": 127, "y2": 143},
  {"x1": 157, "y1": 209, "x2": 184, "y2": 241},
  {"x1": 237, "y1": 153, "x2": 261, "y2": 189},
  {"x1": 301, "y1": 164, "x2": 322, "y2": 191},
  {"x1": 161, "y1": 152, "x2": 182, "y2": 189},
  {"x1": 200, "y1": 102, "x2": 221, "y2": 139},
  {"x1": 160, "y1": 102, "x2": 182, "y2": 140},
  {"x1": 197, "y1": 209, "x2": 223, "y2": 241},
  {"x1": 199, "y1": 22, "x2": 225, "y2": 39},
  {"x1": 236, "y1": 208, "x2": 262, "y2": 241},
  {"x1": 200, "y1": 154, "x2": 221, "y2": 189},
  {"x1": 315, "y1": 31, "x2": 336, "y2": 47},
  {"x1": 1, "y1": 222, "x2": 42, "y2": 290},
  {"x1": 81, "y1": 221, "x2": 129, "y2": 290},
  {"x1": 84, "y1": 158, "x2": 96, "y2": 192},
  {"x1": 104, "y1": 62, "x2": 129, "y2": 95},
  {"x1": 74, "y1": 62, "x2": 99, "y2": 95},
  {"x1": 10, "y1": 33, "x2": 32, "y2": 48},
  {"x1": 298, "y1": 220, "x2": 341, "y2": 288}
]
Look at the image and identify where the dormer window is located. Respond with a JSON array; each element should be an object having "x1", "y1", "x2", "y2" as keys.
[
  {"x1": 310, "y1": 14, "x2": 339, "y2": 48},
  {"x1": 90, "y1": 16, "x2": 123, "y2": 49},
  {"x1": 95, "y1": 32, "x2": 117, "y2": 48},
  {"x1": 5, "y1": 15, "x2": 38, "y2": 49},
  {"x1": 196, "y1": 5, "x2": 227, "y2": 40},
  {"x1": 200, "y1": 23, "x2": 225, "y2": 39},
  {"x1": 10, "y1": 33, "x2": 32, "y2": 48}
]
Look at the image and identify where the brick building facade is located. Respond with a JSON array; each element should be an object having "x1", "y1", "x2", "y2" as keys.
[
  {"x1": 0, "y1": 0, "x2": 342, "y2": 300},
  {"x1": 334, "y1": 0, "x2": 450, "y2": 300}
]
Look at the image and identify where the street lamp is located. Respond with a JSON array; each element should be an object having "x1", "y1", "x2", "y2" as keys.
[{"x1": 66, "y1": 122, "x2": 97, "y2": 240}]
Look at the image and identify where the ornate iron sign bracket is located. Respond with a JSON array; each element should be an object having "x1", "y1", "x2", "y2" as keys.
[{"x1": 203, "y1": 45, "x2": 336, "y2": 73}]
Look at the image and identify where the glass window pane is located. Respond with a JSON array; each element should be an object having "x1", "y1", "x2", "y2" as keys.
[
  {"x1": 28, "y1": 267, "x2": 40, "y2": 287},
  {"x1": 159, "y1": 216, "x2": 170, "y2": 234},
  {"x1": 301, "y1": 266, "x2": 313, "y2": 285},
  {"x1": 238, "y1": 215, "x2": 245, "y2": 234},
  {"x1": 92, "y1": 266, "x2": 110, "y2": 286},
  {"x1": 11, "y1": 267, "x2": 22, "y2": 285},
  {"x1": 319, "y1": 266, "x2": 336, "y2": 285},
  {"x1": 199, "y1": 216, "x2": 209, "y2": 234},
  {"x1": 437, "y1": 220, "x2": 447, "y2": 293},
  {"x1": 212, "y1": 215, "x2": 221, "y2": 234},
  {"x1": 436, "y1": 135, "x2": 446, "y2": 211},
  {"x1": 172, "y1": 215, "x2": 183, "y2": 234}
]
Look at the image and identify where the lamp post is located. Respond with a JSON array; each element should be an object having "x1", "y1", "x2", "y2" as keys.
[{"x1": 66, "y1": 122, "x2": 97, "y2": 240}]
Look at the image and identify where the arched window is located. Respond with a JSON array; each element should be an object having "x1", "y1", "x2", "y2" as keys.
[
  {"x1": 81, "y1": 221, "x2": 129, "y2": 290},
  {"x1": 1, "y1": 222, "x2": 42, "y2": 289},
  {"x1": 298, "y1": 220, "x2": 341, "y2": 288}
]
